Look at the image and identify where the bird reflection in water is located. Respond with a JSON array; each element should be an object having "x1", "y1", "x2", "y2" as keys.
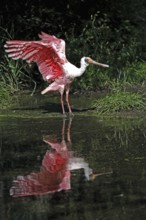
[{"x1": 10, "y1": 118, "x2": 93, "y2": 197}]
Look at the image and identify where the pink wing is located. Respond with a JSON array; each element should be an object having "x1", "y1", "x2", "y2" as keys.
[
  {"x1": 4, "y1": 33, "x2": 67, "y2": 81},
  {"x1": 10, "y1": 150, "x2": 71, "y2": 197},
  {"x1": 39, "y1": 32, "x2": 67, "y2": 62}
]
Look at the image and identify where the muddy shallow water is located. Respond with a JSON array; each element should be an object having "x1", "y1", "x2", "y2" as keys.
[{"x1": 1, "y1": 93, "x2": 146, "y2": 220}]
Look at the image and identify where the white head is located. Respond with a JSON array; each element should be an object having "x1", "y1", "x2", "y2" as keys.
[
  {"x1": 81, "y1": 57, "x2": 109, "y2": 68},
  {"x1": 80, "y1": 57, "x2": 89, "y2": 68}
]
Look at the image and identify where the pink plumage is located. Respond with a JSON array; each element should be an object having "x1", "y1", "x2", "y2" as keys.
[
  {"x1": 4, "y1": 32, "x2": 109, "y2": 116},
  {"x1": 4, "y1": 33, "x2": 66, "y2": 81},
  {"x1": 10, "y1": 150, "x2": 70, "y2": 197}
]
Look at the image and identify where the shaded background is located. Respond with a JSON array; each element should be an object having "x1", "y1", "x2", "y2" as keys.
[
  {"x1": 1, "y1": 0, "x2": 146, "y2": 39},
  {"x1": 1, "y1": 0, "x2": 146, "y2": 92}
]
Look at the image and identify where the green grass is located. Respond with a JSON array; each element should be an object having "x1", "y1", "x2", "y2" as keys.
[
  {"x1": 0, "y1": 55, "x2": 24, "y2": 93},
  {"x1": 92, "y1": 91, "x2": 146, "y2": 114},
  {"x1": 0, "y1": 82, "x2": 12, "y2": 109}
]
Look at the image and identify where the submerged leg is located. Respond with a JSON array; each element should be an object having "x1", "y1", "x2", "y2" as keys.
[
  {"x1": 62, "y1": 118, "x2": 66, "y2": 140},
  {"x1": 62, "y1": 117, "x2": 72, "y2": 148},
  {"x1": 67, "y1": 117, "x2": 72, "y2": 143}
]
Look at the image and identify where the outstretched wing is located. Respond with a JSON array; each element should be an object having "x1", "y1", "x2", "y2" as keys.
[
  {"x1": 4, "y1": 34, "x2": 67, "y2": 81},
  {"x1": 39, "y1": 32, "x2": 66, "y2": 62}
]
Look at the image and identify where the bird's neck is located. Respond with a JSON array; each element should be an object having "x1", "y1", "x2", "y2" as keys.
[
  {"x1": 62, "y1": 59, "x2": 89, "y2": 78},
  {"x1": 77, "y1": 61, "x2": 89, "y2": 77}
]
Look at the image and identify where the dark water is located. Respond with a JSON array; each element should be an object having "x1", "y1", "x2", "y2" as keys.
[{"x1": 1, "y1": 115, "x2": 146, "y2": 220}]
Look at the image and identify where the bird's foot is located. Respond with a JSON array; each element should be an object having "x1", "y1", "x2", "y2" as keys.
[
  {"x1": 62, "y1": 112, "x2": 74, "y2": 119},
  {"x1": 68, "y1": 112, "x2": 74, "y2": 118},
  {"x1": 63, "y1": 113, "x2": 68, "y2": 118}
]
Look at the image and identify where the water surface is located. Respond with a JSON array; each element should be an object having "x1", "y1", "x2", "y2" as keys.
[{"x1": 1, "y1": 113, "x2": 146, "y2": 220}]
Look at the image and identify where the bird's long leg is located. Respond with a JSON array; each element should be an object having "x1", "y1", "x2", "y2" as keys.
[
  {"x1": 62, "y1": 117, "x2": 66, "y2": 140},
  {"x1": 67, "y1": 117, "x2": 72, "y2": 143},
  {"x1": 66, "y1": 85, "x2": 73, "y2": 116},
  {"x1": 60, "y1": 92, "x2": 66, "y2": 116}
]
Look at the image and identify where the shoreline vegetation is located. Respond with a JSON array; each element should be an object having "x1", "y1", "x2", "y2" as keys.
[
  {"x1": 1, "y1": 85, "x2": 146, "y2": 119},
  {"x1": 1, "y1": 1, "x2": 146, "y2": 115}
]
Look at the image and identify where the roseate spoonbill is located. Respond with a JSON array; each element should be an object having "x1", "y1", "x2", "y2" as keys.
[
  {"x1": 10, "y1": 118, "x2": 93, "y2": 197},
  {"x1": 4, "y1": 32, "x2": 109, "y2": 116}
]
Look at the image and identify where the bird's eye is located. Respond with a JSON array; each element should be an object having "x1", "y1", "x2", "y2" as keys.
[{"x1": 85, "y1": 58, "x2": 89, "y2": 63}]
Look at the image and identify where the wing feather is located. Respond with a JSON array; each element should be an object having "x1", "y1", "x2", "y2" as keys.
[
  {"x1": 39, "y1": 32, "x2": 66, "y2": 61},
  {"x1": 4, "y1": 34, "x2": 67, "y2": 81}
]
